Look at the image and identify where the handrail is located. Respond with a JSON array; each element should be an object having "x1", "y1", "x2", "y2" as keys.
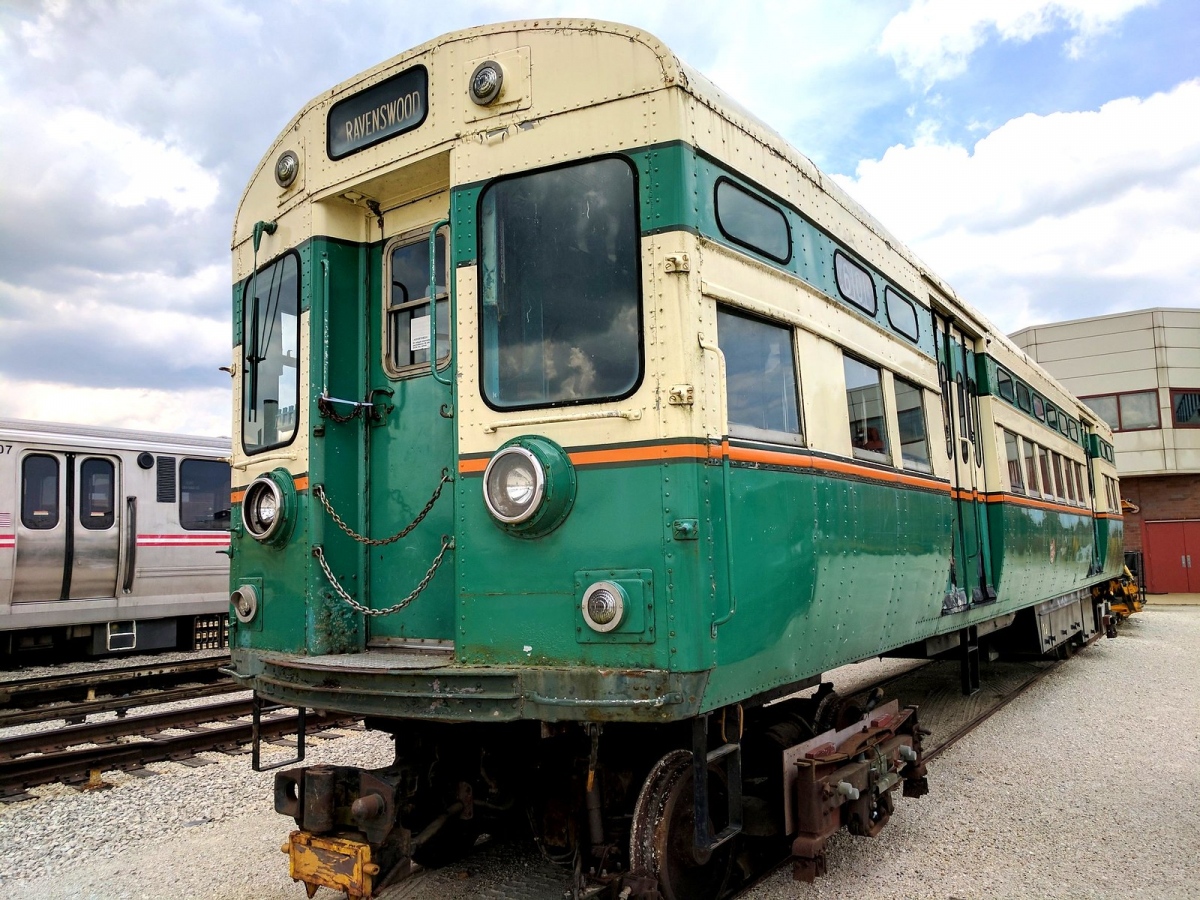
[{"x1": 428, "y1": 218, "x2": 453, "y2": 386}]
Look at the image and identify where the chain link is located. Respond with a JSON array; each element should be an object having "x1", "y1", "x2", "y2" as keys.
[
  {"x1": 314, "y1": 470, "x2": 452, "y2": 547},
  {"x1": 313, "y1": 538, "x2": 454, "y2": 616},
  {"x1": 316, "y1": 396, "x2": 364, "y2": 423}
]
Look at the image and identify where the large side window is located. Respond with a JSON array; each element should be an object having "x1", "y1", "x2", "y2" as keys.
[
  {"x1": 386, "y1": 231, "x2": 448, "y2": 373},
  {"x1": 844, "y1": 355, "x2": 889, "y2": 462},
  {"x1": 242, "y1": 252, "x2": 300, "y2": 454},
  {"x1": 894, "y1": 377, "x2": 931, "y2": 471},
  {"x1": 1037, "y1": 446, "x2": 1053, "y2": 499},
  {"x1": 79, "y1": 458, "x2": 115, "y2": 531},
  {"x1": 1022, "y1": 437, "x2": 1039, "y2": 494},
  {"x1": 717, "y1": 307, "x2": 802, "y2": 439},
  {"x1": 479, "y1": 157, "x2": 641, "y2": 410},
  {"x1": 21, "y1": 454, "x2": 59, "y2": 530},
  {"x1": 715, "y1": 179, "x2": 791, "y2": 263},
  {"x1": 1004, "y1": 431, "x2": 1024, "y2": 493},
  {"x1": 180, "y1": 459, "x2": 233, "y2": 531}
]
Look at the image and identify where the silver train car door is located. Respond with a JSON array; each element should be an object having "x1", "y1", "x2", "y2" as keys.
[{"x1": 13, "y1": 451, "x2": 121, "y2": 601}]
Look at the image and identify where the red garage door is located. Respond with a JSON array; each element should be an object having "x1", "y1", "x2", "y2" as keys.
[{"x1": 1143, "y1": 521, "x2": 1200, "y2": 593}]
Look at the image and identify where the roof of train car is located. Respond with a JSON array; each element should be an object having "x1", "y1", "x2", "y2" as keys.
[
  {"x1": 0, "y1": 418, "x2": 229, "y2": 454},
  {"x1": 234, "y1": 18, "x2": 1105, "y2": 437}
]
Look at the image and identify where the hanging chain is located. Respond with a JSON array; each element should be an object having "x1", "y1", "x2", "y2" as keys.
[
  {"x1": 317, "y1": 395, "x2": 373, "y2": 423},
  {"x1": 313, "y1": 538, "x2": 454, "y2": 617},
  {"x1": 313, "y1": 469, "x2": 452, "y2": 547}
]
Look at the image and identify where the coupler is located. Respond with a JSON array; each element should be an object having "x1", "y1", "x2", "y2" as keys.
[{"x1": 785, "y1": 701, "x2": 928, "y2": 882}]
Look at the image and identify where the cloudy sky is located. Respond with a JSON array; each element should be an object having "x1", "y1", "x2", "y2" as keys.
[{"x1": 1, "y1": 0, "x2": 1197, "y2": 437}]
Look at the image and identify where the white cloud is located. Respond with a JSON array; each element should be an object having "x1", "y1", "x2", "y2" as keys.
[
  {"x1": 880, "y1": 0, "x2": 1155, "y2": 87},
  {"x1": 833, "y1": 79, "x2": 1200, "y2": 330}
]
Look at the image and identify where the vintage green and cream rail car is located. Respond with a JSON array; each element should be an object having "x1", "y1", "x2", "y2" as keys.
[{"x1": 227, "y1": 20, "x2": 1123, "y2": 898}]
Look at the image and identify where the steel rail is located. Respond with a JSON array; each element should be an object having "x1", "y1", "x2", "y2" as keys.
[
  {"x1": 0, "y1": 656, "x2": 231, "y2": 707},
  {"x1": 0, "y1": 680, "x2": 242, "y2": 728}
]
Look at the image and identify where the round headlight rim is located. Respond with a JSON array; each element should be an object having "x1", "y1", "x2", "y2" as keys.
[
  {"x1": 242, "y1": 476, "x2": 285, "y2": 541},
  {"x1": 582, "y1": 580, "x2": 626, "y2": 633},
  {"x1": 274, "y1": 150, "x2": 300, "y2": 188},
  {"x1": 482, "y1": 446, "x2": 546, "y2": 525},
  {"x1": 231, "y1": 585, "x2": 259, "y2": 623},
  {"x1": 469, "y1": 60, "x2": 504, "y2": 106}
]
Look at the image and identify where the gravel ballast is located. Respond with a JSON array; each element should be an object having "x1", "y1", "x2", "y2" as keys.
[{"x1": 1, "y1": 606, "x2": 1197, "y2": 900}]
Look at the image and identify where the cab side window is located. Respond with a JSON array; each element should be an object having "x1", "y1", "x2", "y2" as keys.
[
  {"x1": 717, "y1": 306, "x2": 802, "y2": 440},
  {"x1": 844, "y1": 355, "x2": 889, "y2": 462}
]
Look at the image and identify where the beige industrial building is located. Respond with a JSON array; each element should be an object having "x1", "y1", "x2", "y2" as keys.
[{"x1": 1011, "y1": 308, "x2": 1200, "y2": 594}]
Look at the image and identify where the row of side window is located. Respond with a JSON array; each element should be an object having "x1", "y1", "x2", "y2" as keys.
[
  {"x1": 717, "y1": 305, "x2": 931, "y2": 472},
  {"x1": 1103, "y1": 475, "x2": 1121, "y2": 512},
  {"x1": 1002, "y1": 430, "x2": 1090, "y2": 507}
]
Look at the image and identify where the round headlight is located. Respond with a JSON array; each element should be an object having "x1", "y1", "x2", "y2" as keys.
[
  {"x1": 483, "y1": 447, "x2": 544, "y2": 524},
  {"x1": 231, "y1": 585, "x2": 259, "y2": 623},
  {"x1": 274, "y1": 150, "x2": 299, "y2": 188},
  {"x1": 469, "y1": 60, "x2": 504, "y2": 106},
  {"x1": 242, "y1": 476, "x2": 284, "y2": 540},
  {"x1": 582, "y1": 581, "x2": 626, "y2": 633}
]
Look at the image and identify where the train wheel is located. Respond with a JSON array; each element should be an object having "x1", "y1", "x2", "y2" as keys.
[{"x1": 629, "y1": 749, "x2": 733, "y2": 900}]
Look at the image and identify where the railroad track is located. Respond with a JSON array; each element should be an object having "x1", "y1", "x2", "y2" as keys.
[{"x1": 0, "y1": 655, "x2": 238, "y2": 727}]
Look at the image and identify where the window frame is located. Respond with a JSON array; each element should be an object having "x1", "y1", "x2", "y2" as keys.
[
  {"x1": 240, "y1": 249, "x2": 302, "y2": 457},
  {"x1": 843, "y1": 353, "x2": 891, "y2": 465},
  {"x1": 1021, "y1": 437, "x2": 1039, "y2": 494},
  {"x1": 714, "y1": 177, "x2": 792, "y2": 264},
  {"x1": 893, "y1": 374, "x2": 931, "y2": 472},
  {"x1": 996, "y1": 368, "x2": 1016, "y2": 403},
  {"x1": 884, "y1": 287, "x2": 921, "y2": 343},
  {"x1": 21, "y1": 453, "x2": 60, "y2": 531},
  {"x1": 476, "y1": 154, "x2": 645, "y2": 413},
  {"x1": 1170, "y1": 389, "x2": 1200, "y2": 428},
  {"x1": 1079, "y1": 389, "x2": 1162, "y2": 433},
  {"x1": 1015, "y1": 382, "x2": 1032, "y2": 413},
  {"x1": 79, "y1": 457, "x2": 116, "y2": 531},
  {"x1": 716, "y1": 305, "x2": 804, "y2": 444},
  {"x1": 179, "y1": 458, "x2": 233, "y2": 532},
  {"x1": 1032, "y1": 395, "x2": 1045, "y2": 420},
  {"x1": 383, "y1": 226, "x2": 451, "y2": 378},
  {"x1": 1004, "y1": 430, "x2": 1024, "y2": 494},
  {"x1": 833, "y1": 251, "x2": 878, "y2": 316}
]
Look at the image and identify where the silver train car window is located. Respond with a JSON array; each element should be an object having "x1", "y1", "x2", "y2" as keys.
[
  {"x1": 21, "y1": 454, "x2": 59, "y2": 530},
  {"x1": 242, "y1": 252, "x2": 300, "y2": 454},
  {"x1": 479, "y1": 157, "x2": 641, "y2": 410},
  {"x1": 79, "y1": 458, "x2": 115, "y2": 530},
  {"x1": 714, "y1": 179, "x2": 791, "y2": 263},
  {"x1": 180, "y1": 459, "x2": 232, "y2": 531},
  {"x1": 717, "y1": 306, "x2": 802, "y2": 439}
]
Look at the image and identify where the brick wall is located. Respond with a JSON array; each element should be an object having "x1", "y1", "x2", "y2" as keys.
[{"x1": 1120, "y1": 473, "x2": 1200, "y2": 552}]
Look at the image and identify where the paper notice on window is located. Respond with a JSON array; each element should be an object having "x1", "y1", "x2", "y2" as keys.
[{"x1": 410, "y1": 315, "x2": 431, "y2": 352}]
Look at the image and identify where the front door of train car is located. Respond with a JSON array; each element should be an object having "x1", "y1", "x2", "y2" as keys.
[
  {"x1": 933, "y1": 312, "x2": 995, "y2": 611},
  {"x1": 362, "y1": 213, "x2": 456, "y2": 645},
  {"x1": 12, "y1": 451, "x2": 121, "y2": 602}
]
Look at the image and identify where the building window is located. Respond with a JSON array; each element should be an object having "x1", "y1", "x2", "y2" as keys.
[
  {"x1": 893, "y1": 376, "x2": 930, "y2": 471},
  {"x1": 844, "y1": 355, "x2": 889, "y2": 462},
  {"x1": 1172, "y1": 389, "x2": 1200, "y2": 427},
  {"x1": 1004, "y1": 431, "x2": 1023, "y2": 493},
  {"x1": 1081, "y1": 390, "x2": 1160, "y2": 432},
  {"x1": 715, "y1": 179, "x2": 791, "y2": 263},
  {"x1": 717, "y1": 307, "x2": 802, "y2": 438},
  {"x1": 833, "y1": 252, "x2": 877, "y2": 316}
]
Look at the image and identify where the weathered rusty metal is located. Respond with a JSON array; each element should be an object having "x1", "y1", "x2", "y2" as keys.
[{"x1": 286, "y1": 830, "x2": 379, "y2": 900}]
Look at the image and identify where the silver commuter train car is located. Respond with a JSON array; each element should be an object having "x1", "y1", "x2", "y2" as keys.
[{"x1": 0, "y1": 418, "x2": 231, "y2": 659}]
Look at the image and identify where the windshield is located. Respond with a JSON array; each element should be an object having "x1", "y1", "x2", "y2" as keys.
[
  {"x1": 478, "y1": 157, "x2": 641, "y2": 409},
  {"x1": 242, "y1": 252, "x2": 300, "y2": 454}
]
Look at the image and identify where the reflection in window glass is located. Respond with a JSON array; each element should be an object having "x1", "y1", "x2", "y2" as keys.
[
  {"x1": 180, "y1": 459, "x2": 232, "y2": 531},
  {"x1": 1038, "y1": 446, "x2": 1053, "y2": 498},
  {"x1": 834, "y1": 253, "x2": 877, "y2": 315},
  {"x1": 242, "y1": 253, "x2": 300, "y2": 454},
  {"x1": 1120, "y1": 391, "x2": 1159, "y2": 429},
  {"x1": 844, "y1": 356, "x2": 888, "y2": 460},
  {"x1": 1174, "y1": 390, "x2": 1200, "y2": 426},
  {"x1": 480, "y1": 158, "x2": 640, "y2": 409},
  {"x1": 1033, "y1": 395, "x2": 1045, "y2": 419},
  {"x1": 885, "y1": 288, "x2": 919, "y2": 342},
  {"x1": 997, "y1": 369, "x2": 1015, "y2": 403},
  {"x1": 388, "y1": 233, "x2": 448, "y2": 370},
  {"x1": 1022, "y1": 438, "x2": 1039, "y2": 493},
  {"x1": 1083, "y1": 395, "x2": 1119, "y2": 430},
  {"x1": 1075, "y1": 462, "x2": 1086, "y2": 505},
  {"x1": 1064, "y1": 456, "x2": 1076, "y2": 502},
  {"x1": 80, "y1": 458, "x2": 115, "y2": 530},
  {"x1": 1004, "y1": 431, "x2": 1023, "y2": 492},
  {"x1": 1016, "y1": 382, "x2": 1032, "y2": 412},
  {"x1": 1051, "y1": 452, "x2": 1066, "y2": 499},
  {"x1": 1068, "y1": 420, "x2": 1079, "y2": 442},
  {"x1": 1046, "y1": 406, "x2": 1058, "y2": 429},
  {"x1": 717, "y1": 308, "x2": 801, "y2": 436},
  {"x1": 715, "y1": 180, "x2": 790, "y2": 262},
  {"x1": 894, "y1": 377, "x2": 930, "y2": 471},
  {"x1": 21, "y1": 454, "x2": 59, "y2": 530}
]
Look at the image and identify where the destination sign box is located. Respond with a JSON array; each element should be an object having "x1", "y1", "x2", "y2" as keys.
[{"x1": 327, "y1": 66, "x2": 428, "y2": 160}]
